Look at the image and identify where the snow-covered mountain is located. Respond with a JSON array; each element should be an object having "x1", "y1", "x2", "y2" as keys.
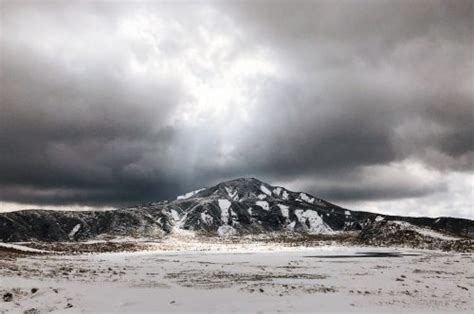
[{"x1": 0, "y1": 177, "x2": 473, "y2": 242}]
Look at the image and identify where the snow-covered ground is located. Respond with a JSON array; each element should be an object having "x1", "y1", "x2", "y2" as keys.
[
  {"x1": 391, "y1": 220, "x2": 462, "y2": 240},
  {"x1": 0, "y1": 244, "x2": 472, "y2": 313},
  {"x1": 0, "y1": 242, "x2": 50, "y2": 254}
]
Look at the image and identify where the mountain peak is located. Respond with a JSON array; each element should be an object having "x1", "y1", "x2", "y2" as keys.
[
  {"x1": 177, "y1": 177, "x2": 324, "y2": 207},
  {"x1": 210, "y1": 177, "x2": 280, "y2": 201},
  {"x1": 217, "y1": 177, "x2": 265, "y2": 187}
]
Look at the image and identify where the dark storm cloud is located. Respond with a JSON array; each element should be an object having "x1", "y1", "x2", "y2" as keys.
[
  {"x1": 226, "y1": 79, "x2": 399, "y2": 177},
  {"x1": 220, "y1": 0, "x2": 473, "y2": 64},
  {"x1": 307, "y1": 183, "x2": 443, "y2": 203},
  {"x1": 0, "y1": 0, "x2": 472, "y2": 209},
  {"x1": 212, "y1": 0, "x2": 473, "y2": 186},
  {"x1": 0, "y1": 1, "x2": 187, "y2": 206},
  {"x1": 290, "y1": 169, "x2": 448, "y2": 202}
]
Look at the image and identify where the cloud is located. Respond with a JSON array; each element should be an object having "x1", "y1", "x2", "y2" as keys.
[
  {"x1": 279, "y1": 161, "x2": 447, "y2": 201},
  {"x1": 217, "y1": 0, "x2": 473, "y2": 171},
  {"x1": 338, "y1": 171, "x2": 474, "y2": 219},
  {"x1": 0, "y1": 1, "x2": 472, "y2": 218}
]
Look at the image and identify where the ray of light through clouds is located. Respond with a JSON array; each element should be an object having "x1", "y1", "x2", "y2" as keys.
[{"x1": 0, "y1": 0, "x2": 472, "y2": 218}]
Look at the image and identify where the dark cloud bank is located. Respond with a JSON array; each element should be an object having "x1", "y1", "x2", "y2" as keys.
[{"x1": 0, "y1": 1, "x2": 472, "y2": 217}]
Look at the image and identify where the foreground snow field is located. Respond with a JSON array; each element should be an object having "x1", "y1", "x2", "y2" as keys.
[{"x1": 0, "y1": 244, "x2": 473, "y2": 313}]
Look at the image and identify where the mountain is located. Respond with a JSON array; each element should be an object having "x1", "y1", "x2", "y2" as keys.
[{"x1": 0, "y1": 177, "x2": 473, "y2": 242}]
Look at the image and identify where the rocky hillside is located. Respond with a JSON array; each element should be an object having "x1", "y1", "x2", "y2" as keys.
[
  {"x1": 355, "y1": 220, "x2": 473, "y2": 252},
  {"x1": 0, "y1": 177, "x2": 473, "y2": 242}
]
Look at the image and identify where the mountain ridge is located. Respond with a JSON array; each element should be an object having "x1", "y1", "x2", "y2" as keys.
[{"x1": 1, "y1": 177, "x2": 473, "y2": 242}]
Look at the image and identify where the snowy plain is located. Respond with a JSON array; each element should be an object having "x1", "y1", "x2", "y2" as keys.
[{"x1": 0, "y1": 240, "x2": 473, "y2": 313}]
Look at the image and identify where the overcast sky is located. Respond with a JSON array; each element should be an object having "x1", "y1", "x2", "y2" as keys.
[{"x1": 0, "y1": 0, "x2": 472, "y2": 218}]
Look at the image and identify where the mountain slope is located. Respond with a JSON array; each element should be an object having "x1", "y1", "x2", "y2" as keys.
[{"x1": 0, "y1": 177, "x2": 473, "y2": 242}]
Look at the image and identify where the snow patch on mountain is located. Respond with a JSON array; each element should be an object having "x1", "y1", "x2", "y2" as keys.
[
  {"x1": 231, "y1": 208, "x2": 238, "y2": 220},
  {"x1": 201, "y1": 212, "x2": 214, "y2": 225},
  {"x1": 225, "y1": 187, "x2": 238, "y2": 201},
  {"x1": 282, "y1": 190, "x2": 289, "y2": 200},
  {"x1": 287, "y1": 221, "x2": 296, "y2": 231},
  {"x1": 218, "y1": 199, "x2": 231, "y2": 224},
  {"x1": 68, "y1": 224, "x2": 81, "y2": 240},
  {"x1": 256, "y1": 201, "x2": 269, "y2": 211},
  {"x1": 273, "y1": 187, "x2": 282, "y2": 196},
  {"x1": 170, "y1": 209, "x2": 180, "y2": 222},
  {"x1": 277, "y1": 204, "x2": 289, "y2": 218},
  {"x1": 260, "y1": 185, "x2": 272, "y2": 196},
  {"x1": 298, "y1": 193, "x2": 315, "y2": 204},
  {"x1": 294, "y1": 209, "x2": 333, "y2": 234},
  {"x1": 177, "y1": 188, "x2": 205, "y2": 200},
  {"x1": 247, "y1": 207, "x2": 253, "y2": 216}
]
